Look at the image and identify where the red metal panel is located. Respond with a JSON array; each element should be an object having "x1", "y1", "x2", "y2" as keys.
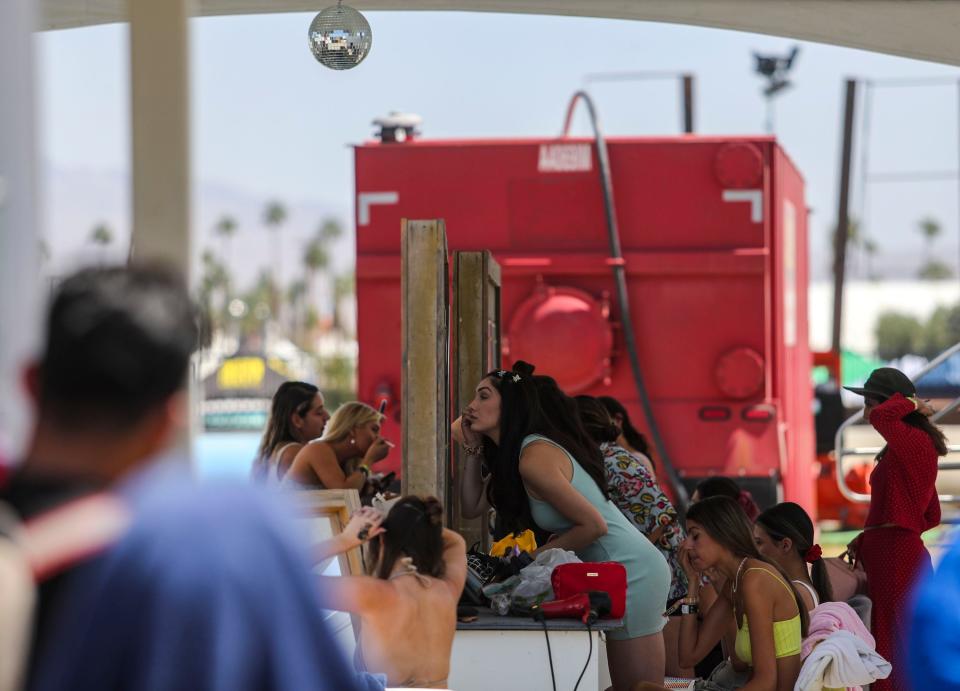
[{"x1": 354, "y1": 135, "x2": 813, "y2": 506}]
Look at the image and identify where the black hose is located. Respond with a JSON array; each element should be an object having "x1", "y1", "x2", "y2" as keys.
[{"x1": 562, "y1": 91, "x2": 690, "y2": 512}]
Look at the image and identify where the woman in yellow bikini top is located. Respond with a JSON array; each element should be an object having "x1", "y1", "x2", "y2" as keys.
[
  {"x1": 733, "y1": 567, "x2": 803, "y2": 665},
  {"x1": 637, "y1": 496, "x2": 808, "y2": 691}
]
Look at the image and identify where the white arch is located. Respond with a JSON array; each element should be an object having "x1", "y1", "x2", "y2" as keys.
[{"x1": 39, "y1": 0, "x2": 960, "y2": 67}]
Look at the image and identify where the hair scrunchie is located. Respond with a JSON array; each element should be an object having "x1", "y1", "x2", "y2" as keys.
[
  {"x1": 804, "y1": 544, "x2": 823, "y2": 563},
  {"x1": 737, "y1": 490, "x2": 760, "y2": 522}
]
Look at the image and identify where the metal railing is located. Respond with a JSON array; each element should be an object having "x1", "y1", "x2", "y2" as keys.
[{"x1": 834, "y1": 342, "x2": 960, "y2": 504}]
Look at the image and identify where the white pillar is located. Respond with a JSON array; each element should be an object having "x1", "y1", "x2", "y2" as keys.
[
  {"x1": 128, "y1": 0, "x2": 198, "y2": 457},
  {"x1": 0, "y1": 0, "x2": 42, "y2": 460},
  {"x1": 128, "y1": 0, "x2": 192, "y2": 273}
]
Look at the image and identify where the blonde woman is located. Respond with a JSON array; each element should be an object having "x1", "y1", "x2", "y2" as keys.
[{"x1": 284, "y1": 402, "x2": 392, "y2": 489}]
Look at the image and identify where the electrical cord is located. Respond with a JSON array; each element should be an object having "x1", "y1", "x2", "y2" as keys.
[
  {"x1": 540, "y1": 618, "x2": 558, "y2": 691},
  {"x1": 572, "y1": 621, "x2": 593, "y2": 691}
]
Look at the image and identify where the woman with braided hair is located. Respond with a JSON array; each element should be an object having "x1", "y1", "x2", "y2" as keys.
[
  {"x1": 754, "y1": 503, "x2": 833, "y2": 612},
  {"x1": 458, "y1": 361, "x2": 671, "y2": 690},
  {"x1": 315, "y1": 496, "x2": 467, "y2": 689}
]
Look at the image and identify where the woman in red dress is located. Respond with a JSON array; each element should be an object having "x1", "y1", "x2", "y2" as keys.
[{"x1": 844, "y1": 367, "x2": 946, "y2": 691}]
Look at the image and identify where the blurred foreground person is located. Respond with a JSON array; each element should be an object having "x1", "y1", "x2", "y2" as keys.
[
  {"x1": 1, "y1": 265, "x2": 361, "y2": 691},
  {"x1": 252, "y1": 381, "x2": 330, "y2": 483},
  {"x1": 316, "y1": 498, "x2": 467, "y2": 689},
  {"x1": 909, "y1": 535, "x2": 960, "y2": 690}
]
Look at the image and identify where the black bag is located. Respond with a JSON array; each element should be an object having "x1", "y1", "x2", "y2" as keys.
[{"x1": 460, "y1": 545, "x2": 501, "y2": 606}]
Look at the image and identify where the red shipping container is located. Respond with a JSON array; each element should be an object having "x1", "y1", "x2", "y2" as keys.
[{"x1": 354, "y1": 135, "x2": 814, "y2": 513}]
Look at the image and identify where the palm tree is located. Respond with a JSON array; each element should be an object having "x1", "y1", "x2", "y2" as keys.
[
  {"x1": 917, "y1": 216, "x2": 942, "y2": 264},
  {"x1": 916, "y1": 216, "x2": 952, "y2": 280},
  {"x1": 318, "y1": 216, "x2": 343, "y2": 242},
  {"x1": 262, "y1": 200, "x2": 288, "y2": 321},
  {"x1": 287, "y1": 278, "x2": 308, "y2": 344},
  {"x1": 332, "y1": 272, "x2": 355, "y2": 332},
  {"x1": 199, "y1": 249, "x2": 232, "y2": 334},
  {"x1": 89, "y1": 222, "x2": 113, "y2": 264},
  {"x1": 303, "y1": 236, "x2": 329, "y2": 334},
  {"x1": 862, "y1": 237, "x2": 880, "y2": 280},
  {"x1": 214, "y1": 215, "x2": 238, "y2": 269}
]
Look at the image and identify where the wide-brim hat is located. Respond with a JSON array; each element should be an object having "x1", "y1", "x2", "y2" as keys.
[{"x1": 843, "y1": 367, "x2": 916, "y2": 400}]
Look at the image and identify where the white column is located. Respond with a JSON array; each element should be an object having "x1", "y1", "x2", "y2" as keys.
[
  {"x1": 128, "y1": 0, "x2": 191, "y2": 273},
  {"x1": 0, "y1": 0, "x2": 42, "y2": 460},
  {"x1": 128, "y1": 0, "x2": 199, "y2": 458}
]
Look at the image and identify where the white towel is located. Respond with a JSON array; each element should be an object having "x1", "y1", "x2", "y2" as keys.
[{"x1": 795, "y1": 630, "x2": 891, "y2": 691}]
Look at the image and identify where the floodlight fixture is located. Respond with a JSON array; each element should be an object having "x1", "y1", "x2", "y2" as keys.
[{"x1": 753, "y1": 45, "x2": 800, "y2": 132}]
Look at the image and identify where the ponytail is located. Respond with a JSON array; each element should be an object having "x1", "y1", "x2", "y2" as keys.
[{"x1": 757, "y1": 502, "x2": 834, "y2": 604}]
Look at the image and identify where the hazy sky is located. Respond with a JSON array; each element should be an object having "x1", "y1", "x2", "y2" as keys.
[{"x1": 38, "y1": 10, "x2": 960, "y2": 284}]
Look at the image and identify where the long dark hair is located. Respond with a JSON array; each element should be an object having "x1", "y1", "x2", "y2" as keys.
[
  {"x1": 694, "y1": 476, "x2": 761, "y2": 522},
  {"x1": 756, "y1": 502, "x2": 834, "y2": 605},
  {"x1": 597, "y1": 396, "x2": 653, "y2": 463},
  {"x1": 687, "y1": 497, "x2": 808, "y2": 636},
  {"x1": 575, "y1": 395, "x2": 621, "y2": 445},
  {"x1": 480, "y1": 361, "x2": 607, "y2": 535},
  {"x1": 876, "y1": 410, "x2": 949, "y2": 461},
  {"x1": 530, "y1": 376, "x2": 609, "y2": 497},
  {"x1": 369, "y1": 496, "x2": 445, "y2": 579},
  {"x1": 253, "y1": 381, "x2": 318, "y2": 481}
]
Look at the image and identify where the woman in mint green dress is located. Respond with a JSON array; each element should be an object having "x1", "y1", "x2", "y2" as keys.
[{"x1": 458, "y1": 362, "x2": 671, "y2": 690}]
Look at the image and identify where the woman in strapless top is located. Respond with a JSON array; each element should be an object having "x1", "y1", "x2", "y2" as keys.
[{"x1": 252, "y1": 381, "x2": 330, "y2": 483}]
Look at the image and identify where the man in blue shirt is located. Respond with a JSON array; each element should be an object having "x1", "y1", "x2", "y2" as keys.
[
  {"x1": 909, "y1": 534, "x2": 960, "y2": 689},
  {"x1": 3, "y1": 265, "x2": 362, "y2": 691}
]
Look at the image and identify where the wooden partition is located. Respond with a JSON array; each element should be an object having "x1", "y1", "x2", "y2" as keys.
[
  {"x1": 451, "y1": 251, "x2": 501, "y2": 548},
  {"x1": 400, "y1": 219, "x2": 450, "y2": 501}
]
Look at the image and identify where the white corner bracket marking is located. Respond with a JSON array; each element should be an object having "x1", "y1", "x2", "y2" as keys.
[
  {"x1": 721, "y1": 189, "x2": 763, "y2": 223},
  {"x1": 357, "y1": 191, "x2": 399, "y2": 226}
]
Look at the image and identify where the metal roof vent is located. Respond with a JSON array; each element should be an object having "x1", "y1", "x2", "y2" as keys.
[{"x1": 373, "y1": 112, "x2": 422, "y2": 143}]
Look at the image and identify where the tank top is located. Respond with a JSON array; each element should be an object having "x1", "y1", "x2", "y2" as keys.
[
  {"x1": 734, "y1": 568, "x2": 802, "y2": 665},
  {"x1": 792, "y1": 579, "x2": 820, "y2": 609}
]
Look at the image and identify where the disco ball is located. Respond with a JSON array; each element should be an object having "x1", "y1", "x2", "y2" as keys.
[{"x1": 307, "y1": 3, "x2": 372, "y2": 70}]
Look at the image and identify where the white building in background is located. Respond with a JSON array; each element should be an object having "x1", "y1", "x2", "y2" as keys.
[{"x1": 809, "y1": 280, "x2": 960, "y2": 355}]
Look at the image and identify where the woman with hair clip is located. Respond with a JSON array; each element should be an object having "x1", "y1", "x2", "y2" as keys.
[
  {"x1": 843, "y1": 367, "x2": 945, "y2": 691},
  {"x1": 638, "y1": 496, "x2": 807, "y2": 691},
  {"x1": 691, "y1": 476, "x2": 761, "y2": 523},
  {"x1": 252, "y1": 381, "x2": 330, "y2": 483},
  {"x1": 597, "y1": 395, "x2": 657, "y2": 479},
  {"x1": 284, "y1": 402, "x2": 392, "y2": 489},
  {"x1": 754, "y1": 502, "x2": 832, "y2": 612},
  {"x1": 459, "y1": 362, "x2": 671, "y2": 690},
  {"x1": 315, "y1": 497, "x2": 467, "y2": 689},
  {"x1": 576, "y1": 394, "x2": 691, "y2": 678}
]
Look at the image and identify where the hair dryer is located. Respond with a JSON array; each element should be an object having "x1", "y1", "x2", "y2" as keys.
[{"x1": 533, "y1": 591, "x2": 612, "y2": 625}]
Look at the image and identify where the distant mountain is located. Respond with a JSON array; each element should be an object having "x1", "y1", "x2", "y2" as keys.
[{"x1": 41, "y1": 165, "x2": 355, "y2": 290}]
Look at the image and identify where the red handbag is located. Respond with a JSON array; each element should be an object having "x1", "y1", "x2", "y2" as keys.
[{"x1": 551, "y1": 562, "x2": 627, "y2": 619}]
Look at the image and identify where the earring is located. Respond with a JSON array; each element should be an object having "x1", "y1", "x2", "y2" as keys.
[{"x1": 350, "y1": 438, "x2": 356, "y2": 446}]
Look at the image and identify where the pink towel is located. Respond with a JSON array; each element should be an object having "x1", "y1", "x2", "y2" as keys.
[{"x1": 802, "y1": 601, "x2": 875, "y2": 659}]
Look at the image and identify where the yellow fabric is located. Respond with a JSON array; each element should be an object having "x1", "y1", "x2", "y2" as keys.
[
  {"x1": 733, "y1": 568, "x2": 802, "y2": 665},
  {"x1": 489, "y1": 529, "x2": 538, "y2": 557}
]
